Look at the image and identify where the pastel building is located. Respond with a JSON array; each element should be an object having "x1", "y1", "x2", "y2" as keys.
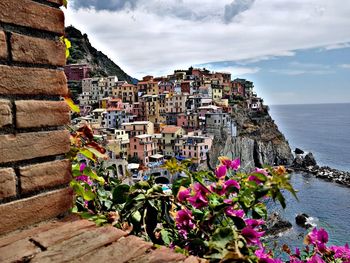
[
  {"x1": 129, "y1": 134, "x2": 157, "y2": 165},
  {"x1": 106, "y1": 129, "x2": 130, "y2": 159},
  {"x1": 176, "y1": 134, "x2": 213, "y2": 164},
  {"x1": 122, "y1": 121, "x2": 154, "y2": 138},
  {"x1": 161, "y1": 126, "x2": 186, "y2": 157}
]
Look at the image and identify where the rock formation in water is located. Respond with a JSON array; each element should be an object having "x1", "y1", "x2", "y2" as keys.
[
  {"x1": 209, "y1": 101, "x2": 294, "y2": 171},
  {"x1": 291, "y1": 150, "x2": 350, "y2": 187}
]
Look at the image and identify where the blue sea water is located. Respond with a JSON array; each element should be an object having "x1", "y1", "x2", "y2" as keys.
[
  {"x1": 267, "y1": 103, "x2": 350, "y2": 249},
  {"x1": 269, "y1": 103, "x2": 350, "y2": 172}
]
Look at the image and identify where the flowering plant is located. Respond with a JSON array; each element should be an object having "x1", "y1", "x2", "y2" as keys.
[{"x1": 158, "y1": 157, "x2": 298, "y2": 261}]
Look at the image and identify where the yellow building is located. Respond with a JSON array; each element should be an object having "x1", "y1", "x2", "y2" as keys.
[
  {"x1": 161, "y1": 125, "x2": 185, "y2": 157},
  {"x1": 112, "y1": 83, "x2": 137, "y2": 103}
]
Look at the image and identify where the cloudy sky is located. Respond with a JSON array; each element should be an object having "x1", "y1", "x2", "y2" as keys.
[{"x1": 65, "y1": 0, "x2": 350, "y2": 105}]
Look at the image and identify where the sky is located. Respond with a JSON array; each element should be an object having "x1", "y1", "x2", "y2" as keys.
[{"x1": 65, "y1": 0, "x2": 350, "y2": 105}]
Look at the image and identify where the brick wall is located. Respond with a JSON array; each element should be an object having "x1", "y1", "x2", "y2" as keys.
[{"x1": 0, "y1": 0, "x2": 73, "y2": 235}]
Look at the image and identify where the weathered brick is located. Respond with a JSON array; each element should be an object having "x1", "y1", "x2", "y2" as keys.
[
  {"x1": 75, "y1": 236, "x2": 153, "y2": 263},
  {"x1": 0, "y1": 65, "x2": 67, "y2": 96},
  {"x1": 129, "y1": 246, "x2": 187, "y2": 263},
  {"x1": 31, "y1": 226, "x2": 127, "y2": 262},
  {"x1": 0, "y1": 1, "x2": 64, "y2": 35},
  {"x1": 0, "y1": 238, "x2": 41, "y2": 263},
  {"x1": 31, "y1": 220, "x2": 96, "y2": 248},
  {"x1": 0, "y1": 30, "x2": 7, "y2": 59},
  {"x1": 11, "y1": 33, "x2": 66, "y2": 66},
  {"x1": 16, "y1": 100, "x2": 70, "y2": 128},
  {"x1": 20, "y1": 160, "x2": 71, "y2": 194},
  {"x1": 0, "y1": 187, "x2": 73, "y2": 235},
  {"x1": 0, "y1": 130, "x2": 70, "y2": 164},
  {"x1": 0, "y1": 168, "x2": 16, "y2": 199},
  {"x1": 0, "y1": 99, "x2": 12, "y2": 128}
]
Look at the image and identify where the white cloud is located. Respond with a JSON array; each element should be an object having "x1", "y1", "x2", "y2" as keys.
[
  {"x1": 198, "y1": 63, "x2": 260, "y2": 77},
  {"x1": 339, "y1": 64, "x2": 350, "y2": 69},
  {"x1": 66, "y1": 0, "x2": 350, "y2": 78}
]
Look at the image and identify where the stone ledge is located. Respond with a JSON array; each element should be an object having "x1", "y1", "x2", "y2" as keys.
[{"x1": 0, "y1": 218, "x2": 207, "y2": 263}]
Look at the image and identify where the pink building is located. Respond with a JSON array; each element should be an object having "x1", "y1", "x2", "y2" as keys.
[
  {"x1": 129, "y1": 134, "x2": 157, "y2": 165},
  {"x1": 64, "y1": 64, "x2": 90, "y2": 81},
  {"x1": 176, "y1": 135, "x2": 213, "y2": 164},
  {"x1": 176, "y1": 113, "x2": 200, "y2": 131}
]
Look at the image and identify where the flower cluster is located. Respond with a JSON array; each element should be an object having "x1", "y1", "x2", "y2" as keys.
[{"x1": 281, "y1": 228, "x2": 350, "y2": 263}]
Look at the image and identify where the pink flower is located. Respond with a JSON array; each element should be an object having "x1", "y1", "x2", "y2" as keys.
[
  {"x1": 306, "y1": 228, "x2": 329, "y2": 252},
  {"x1": 330, "y1": 244, "x2": 350, "y2": 261},
  {"x1": 306, "y1": 254, "x2": 326, "y2": 263},
  {"x1": 76, "y1": 175, "x2": 93, "y2": 186},
  {"x1": 187, "y1": 183, "x2": 209, "y2": 209},
  {"x1": 255, "y1": 168, "x2": 269, "y2": 176},
  {"x1": 225, "y1": 207, "x2": 245, "y2": 218},
  {"x1": 188, "y1": 191, "x2": 208, "y2": 209},
  {"x1": 215, "y1": 165, "x2": 227, "y2": 178},
  {"x1": 255, "y1": 248, "x2": 283, "y2": 263},
  {"x1": 241, "y1": 227, "x2": 264, "y2": 245},
  {"x1": 176, "y1": 209, "x2": 196, "y2": 236},
  {"x1": 219, "y1": 157, "x2": 241, "y2": 170},
  {"x1": 177, "y1": 188, "x2": 191, "y2": 202},
  {"x1": 231, "y1": 158, "x2": 240, "y2": 170},
  {"x1": 245, "y1": 218, "x2": 265, "y2": 228},
  {"x1": 80, "y1": 162, "x2": 87, "y2": 172},
  {"x1": 225, "y1": 179, "x2": 240, "y2": 191},
  {"x1": 248, "y1": 175, "x2": 264, "y2": 185},
  {"x1": 223, "y1": 199, "x2": 232, "y2": 204}
]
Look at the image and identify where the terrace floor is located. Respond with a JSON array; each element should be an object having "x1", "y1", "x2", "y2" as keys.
[{"x1": 0, "y1": 216, "x2": 206, "y2": 263}]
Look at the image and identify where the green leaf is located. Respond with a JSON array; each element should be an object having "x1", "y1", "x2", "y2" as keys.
[
  {"x1": 132, "y1": 211, "x2": 142, "y2": 223},
  {"x1": 160, "y1": 229, "x2": 171, "y2": 245},
  {"x1": 63, "y1": 0, "x2": 68, "y2": 8},
  {"x1": 86, "y1": 146, "x2": 108, "y2": 160},
  {"x1": 84, "y1": 167, "x2": 105, "y2": 185},
  {"x1": 112, "y1": 184, "x2": 130, "y2": 204},
  {"x1": 64, "y1": 97, "x2": 79, "y2": 113},
  {"x1": 252, "y1": 203, "x2": 267, "y2": 219},
  {"x1": 79, "y1": 148, "x2": 96, "y2": 162}
]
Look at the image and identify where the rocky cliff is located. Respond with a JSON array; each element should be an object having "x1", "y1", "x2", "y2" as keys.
[
  {"x1": 209, "y1": 101, "x2": 293, "y2": 171},
  {"x1": 65, "y1": 26, "x2": 136, "y2": 83}
]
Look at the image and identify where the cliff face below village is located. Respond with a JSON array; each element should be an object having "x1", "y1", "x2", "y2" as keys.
[
  {"x1": 65, "y1": 26, "x2": 135, "y2": 83},
  {"x1": 209, "y1": 102, "x2": 293, "y2": 171}
]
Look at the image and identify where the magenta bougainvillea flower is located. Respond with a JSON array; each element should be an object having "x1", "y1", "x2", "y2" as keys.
[
  {"x1": 75, "y1": 175, "x2": 93, "y2": 186},
  {"x1": 230, "y1": 158, "x2": 240, "y2": 170},
  {"x1": 177, "y1": 187, "x2": 191, "y2": 202},
  {"x1": 215, "y1": 165, "x2": 227, "y2": 178},
  {"x1": 224, "y1": 179, "x2": 240, "y2": 190},
  {"x1": 306, "y1": 228, "x2": 329, "y2": 252},
  {"x1": 79, "y1": 162, "x2": 86, "y2": 172},
  {"x1": 176, "y1": 209, "x2": 196, "y2": 239},
  {"x1": 306, "y1": 254, "x2": 326, "y2": 263},
  {"x1": 219, "y1": 157, "x2": 241, "y2": 170},
  {"x1": 187, "y1": 183, "x2": 210, "y2": 209},
  {"x1": 225, "y1": 207, "x2": 245, "y2": 218},
  {"x1": 330, "y1": 243, "x2": 350, "y2": 261},
  {"x1": 241, "y1": 226, "x2": 264, "y2": 245},
  {"x1": 255, "y1": 168, "x2": 269, "y2": 176}
]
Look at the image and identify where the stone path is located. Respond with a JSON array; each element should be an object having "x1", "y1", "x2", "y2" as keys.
[{"x1": 0, "y1": 217, "x2": 206, "y2": 263}]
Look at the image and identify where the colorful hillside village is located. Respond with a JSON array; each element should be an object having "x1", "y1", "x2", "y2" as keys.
[{"x1": 66, "y1": 66, "x2": 265, "y2": 184}]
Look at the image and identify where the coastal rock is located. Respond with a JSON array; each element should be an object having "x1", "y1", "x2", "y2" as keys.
[
  {"x1": 295, "y1": 213, "x2": 311, "y2": 228},
  {"x1": 292, "y1": 155, "x2": 304, "y2": 168},
  {"x1": 304, "y1": 153, "x2": 317, "y2": 167},
  {"x1": 294, "y1": 148, "x2": 304, "y2": 155},
  {"x1": 265, "y1": 212, "x2": 292, "y2": 236}
]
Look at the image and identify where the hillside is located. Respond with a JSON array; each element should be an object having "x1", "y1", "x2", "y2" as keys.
[{"x1": 65, "y1": 26, "x2": 136, "y2": 83}]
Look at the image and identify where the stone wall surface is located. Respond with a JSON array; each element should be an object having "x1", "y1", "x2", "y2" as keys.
[{"x1": 0, "y1": 0, "x2": 72, "y2": 235}]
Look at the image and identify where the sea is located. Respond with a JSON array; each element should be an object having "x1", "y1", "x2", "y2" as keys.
[{"x1": 267, "y1": 103, "x2": 350, "y2": 250}]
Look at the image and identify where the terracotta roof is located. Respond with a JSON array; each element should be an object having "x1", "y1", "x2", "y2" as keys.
[{"x1": 161, "y1": 125, "x2": 182, "y2": 134}]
